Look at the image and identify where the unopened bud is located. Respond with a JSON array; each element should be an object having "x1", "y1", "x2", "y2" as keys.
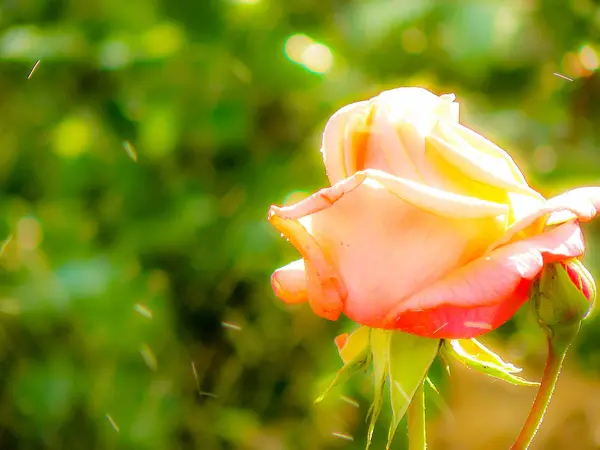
[{"x1": 533, "y1": 259, "x2": 596, "y2": 344}]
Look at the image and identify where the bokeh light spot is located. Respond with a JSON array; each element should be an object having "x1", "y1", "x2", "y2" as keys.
[
  {"x1": 284, "y1": 34, "x2": 333, "y2": 74},
  {"x1": 98, "y1": 39, "x2": 131, "y2": 69},
  {"x1": 141, "y1": 22, "x2": 184, "y2": 58},
  {"x1": 532, "y1": 146, "x2": 557, "y2": 174},
  {"x1": 402, "y1": 28, "x2": 427, "y2": 54},
  {"x1": 302, "y1": 43, "x2": 333, "y2": 74},
  {"x1": 285, "y1": 34, "x2": 313, "y2": 65},
  {"x1": 17, "y1": 217, "x2": 42, "y2": 250},
  {"x1": 52, "y1": 115, "x2": 92, "y2": 158},
  {"x1": 579, "y1": 44, "x2": 599, "y2": 71}
]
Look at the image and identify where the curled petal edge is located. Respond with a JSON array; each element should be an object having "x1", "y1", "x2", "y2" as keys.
[
  {"x1": 489, "y1": 187, "x2": 600, "y2": 251},
  {"x1": 268, "y1": 214, "x2": 346, "y2": 320},
  {"x1": 270, "y1": 169, "x2": 509, "y2": 222}
]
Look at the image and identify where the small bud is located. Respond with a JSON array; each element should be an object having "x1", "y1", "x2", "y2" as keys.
[{"x1": 533, "y1": 259, "x2": 596, "y2": 343}]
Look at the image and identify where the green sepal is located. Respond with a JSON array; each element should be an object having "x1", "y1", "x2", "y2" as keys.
[
  {"x1": 366, "y1": 329, "x2": 391, "y2": 449},
  {"x1": 339, "y1": 326, "x2": 371, "y2": 364},
  {"x1": 442, "y1": 338, "x2": 539, "y2": 387},
  {"x1": 319, "y1": 329, "x2": 441, "y2": 449},
  {"x1": 315, "y1": 332, "x2": 371, "y2": 404},
  {"x1": 385, "y1": 333, "x2": 439, "y2": 449}
]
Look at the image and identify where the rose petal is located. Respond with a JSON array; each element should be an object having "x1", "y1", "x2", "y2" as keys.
[
  {"x1": 443, "y1": 121, "x2": 529, "y2": 185},
  {"x1": 427, "y1": 121, "x2": 543, "y2": 197},
  {"x1": 546, "y1": 187, "x2": 600, "y2": 223},
  {"x1": 321, "y1": 101, "x2": 368, "y2": 184},
  {"x1": 271, "y1": 169, "x2": 507, "y2": 328},
  {"x1": 489, "y1": 186, "x2": 600, "y2": 251},
  {"x1": 367, "y1": 103, "x2": 422, "y2": 181},
  {"x1": 271, "y1": 259, "x2": 308, "y2": 304},
  {"x1": 343, "y1": 102, "x2": 376, "y2": 175},
  {"x1": 391, "y1": 279, "x2": 533, "y2": 338},
  {"x1": 269, "y1": 213, "x2": 346, "y2": 320},
  {"x1": 376, "y1": 88, "x2": 459, "y2": 134},
  {"x1": 271, "y1": 169, "x2": 509, "y2": 221},
  {"x1": 379, "y1": 220, "x2": 585, "y2": 337}
]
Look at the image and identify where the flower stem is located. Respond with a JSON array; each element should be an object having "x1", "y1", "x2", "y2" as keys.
[
  {"x1": 407, "y1": 381, "x2": 427, "y2": 450},
  {"x1": 510, "y1": 337, "x2": 569, "y2": 450}
]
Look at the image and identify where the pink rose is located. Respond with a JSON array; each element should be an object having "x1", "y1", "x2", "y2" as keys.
[{"x1": 269, "y1": 87, "x2": 600, "y2": 338}]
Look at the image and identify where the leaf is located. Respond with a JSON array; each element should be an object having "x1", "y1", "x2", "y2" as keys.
[
  {"x1": 443, "y1": 339, "x2": 539, "y2": 387},
  {"x1": 386, "y1": 334, "x2": 439, "y2": 449},
  {"x1": 366, "y1": 329, "x2": 391, "y2": 449}
]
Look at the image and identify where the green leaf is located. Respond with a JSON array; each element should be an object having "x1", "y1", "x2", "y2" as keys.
[
  {"x1": 386, "y1": 334, "x2": 439, "y2": 449},
  {"x1": 442, "y1": 339, "x2": 539, "y2": 387},
  {"x1": 366, "y1": 329, "x2": 391, "y2": 449}
]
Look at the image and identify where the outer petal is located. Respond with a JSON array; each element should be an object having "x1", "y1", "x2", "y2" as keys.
[
  {"x1": 379, "y1": 220, "x2": 585, "y2": 338},
  {"x1": 391, "y1": 279, "x2": 533, "y2": 339},
  {"x1": 270, "y1": 170, "x2": 508, "y2": 328},
  {"x1": 268, "y1": 213, "x2": 346, "y2": 320},
  {"x1": 271, "y1": 259, "x2": 308, "y2": 304}
]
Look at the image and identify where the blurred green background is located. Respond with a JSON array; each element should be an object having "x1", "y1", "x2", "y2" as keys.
[{"x1": 1, "y1": 0, "x2": 600, "y2": 449}]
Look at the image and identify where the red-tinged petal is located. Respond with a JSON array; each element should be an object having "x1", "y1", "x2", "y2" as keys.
[
  {"x1": 562, "y1": 261, "x2": 594, "y2": 301},
  {"x1": 379, "y1": 220, "x2": 585, "y2": 337},
  {"x1": 271, "y1": 259, "x2": 308, "y2": 304},
  {"x1": 268, "y1": 212, "x2": 346, "y2": 320},
  {"x1": 392, "y1": 279, "x2": 533, "y2": 338}
]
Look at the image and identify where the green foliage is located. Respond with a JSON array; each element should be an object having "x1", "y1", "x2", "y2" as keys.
[{"x1": 0, "y1": 0, "x2": 600, "y2": 448}]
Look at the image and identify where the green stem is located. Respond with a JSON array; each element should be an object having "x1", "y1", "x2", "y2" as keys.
[
  {"x1": 407, "y1": 381, "x2": 427, "y2": 450},
  {"x1": 510, "y1": 337, "x2": 569, "y2": 450}
]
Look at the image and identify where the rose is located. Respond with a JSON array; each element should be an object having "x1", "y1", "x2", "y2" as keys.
[{"x1": 269, "y1": 87, "x2": 600, "y2": 338}]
